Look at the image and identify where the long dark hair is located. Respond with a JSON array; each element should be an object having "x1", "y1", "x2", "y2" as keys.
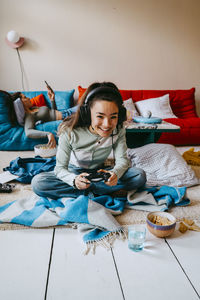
[
  {"x1": 0, "y1": 90, "x2": 21, "y2": 125},
  {"x1": 58, "y1": 82, "x2": 123, "y2": 135}
]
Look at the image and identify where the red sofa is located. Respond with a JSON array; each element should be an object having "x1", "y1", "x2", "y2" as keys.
[{"x1": 78, "y1": 86, "x2": 199, "y2": 146}]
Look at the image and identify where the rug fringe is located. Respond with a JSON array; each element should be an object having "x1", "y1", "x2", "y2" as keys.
[{"x1": 83, "y1": 228, "x2": 127, "y2": 255}]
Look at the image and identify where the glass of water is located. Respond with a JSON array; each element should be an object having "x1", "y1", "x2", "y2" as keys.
[{"x1": 128, "y1": 224, "x2": 146, "y2": 252}]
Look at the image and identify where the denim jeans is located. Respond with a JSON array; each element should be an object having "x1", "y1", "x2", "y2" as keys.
[
  {"x1": 61, "y1": 105, "x2": 78, "y2": 119},
  {"x1": 31, "y1": 166, "x2": 146, "y2": 200}
]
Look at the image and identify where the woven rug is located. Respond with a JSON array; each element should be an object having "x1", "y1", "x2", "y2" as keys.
[{"x1": 1, "y1": 150, "x2": 200, "y2": 230}]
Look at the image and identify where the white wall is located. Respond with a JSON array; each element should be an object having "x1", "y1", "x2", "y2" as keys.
[{"x1": 1, "y1": 0, "x2": 200, "y2": 110}]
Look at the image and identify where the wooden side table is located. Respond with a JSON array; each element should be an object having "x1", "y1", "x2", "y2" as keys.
[{"x1": 125, "y1": 121, "x2": 180, "y2": 148}]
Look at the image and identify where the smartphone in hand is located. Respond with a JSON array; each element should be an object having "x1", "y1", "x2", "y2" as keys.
[{"x1": 45, "y1": 80, "x2": 54, "y2": 93}]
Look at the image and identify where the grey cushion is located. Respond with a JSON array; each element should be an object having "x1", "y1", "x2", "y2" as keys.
[{"x1": 13, "y1": 98, "x2": 25, "y2": 126}]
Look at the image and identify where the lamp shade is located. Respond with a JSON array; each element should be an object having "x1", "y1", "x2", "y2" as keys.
[
  {"x1": 5, "y1": 30, "x2": 24, "y2": 48},
  {"x1": 7, "y1": 30, "x2": 20, "y2": 43}
]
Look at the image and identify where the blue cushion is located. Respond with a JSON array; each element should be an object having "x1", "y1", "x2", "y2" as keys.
[
  {"x1": 22, "y1": 90, "x2": 75, "y2": 110},
  {"x1": 0, "y1": 90, "x2": 74, "y2": 150},
  {"x1": 0, "y1": 92, "x2": 10, "y2": 125}
]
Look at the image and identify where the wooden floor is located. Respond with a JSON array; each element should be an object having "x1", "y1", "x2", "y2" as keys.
[{"x1": 0, "y1": 225, "x2": 199, "y2": 300}]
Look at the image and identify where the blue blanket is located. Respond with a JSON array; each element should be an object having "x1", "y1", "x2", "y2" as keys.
[
  {"x1": 127, "y1": 185, "x2": 190, "y2": 211},
  {"x1": 0, "y1": 193, "x2": 126, "y2": 254},
  {"x1": 0, "y1": 185, "x2": 190, "y2": 253},
  {"x1": 3, "y1": 156, "x2": 56, "y2": 183}
]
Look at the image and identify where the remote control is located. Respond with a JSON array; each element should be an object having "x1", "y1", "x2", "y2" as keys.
[{"x1": 0, "y1": 183, "x2": 13, "y2": 193}]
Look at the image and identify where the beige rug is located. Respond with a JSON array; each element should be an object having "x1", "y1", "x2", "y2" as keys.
[{"x1": 0, "y1": 148, "x2": 200, "y2": 230}]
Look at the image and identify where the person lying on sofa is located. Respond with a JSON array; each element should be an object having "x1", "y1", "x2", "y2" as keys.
[
  {"x1": 3, "y1": 88, "x2": 77, "y2": 148},
  {"x1": 31, "y1": 81, "x2": 146, "y2": 199}
]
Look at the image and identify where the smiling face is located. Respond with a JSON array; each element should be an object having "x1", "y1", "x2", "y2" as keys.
[{"x1": 89, "y1": 100, "x2": 119, "y2": 137}]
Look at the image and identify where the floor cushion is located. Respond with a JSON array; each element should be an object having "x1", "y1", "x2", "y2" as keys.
[{"x1": 127, "y1": 143, "x2": 199, "y2": 187}]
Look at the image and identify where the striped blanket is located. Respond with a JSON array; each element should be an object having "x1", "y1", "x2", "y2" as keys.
[
  {"x1": 0, "y1": 193, "x2": 126, "y2": 254},
  {"x1": 0, "y1": 186, "x2": 190, "y2": 254}
]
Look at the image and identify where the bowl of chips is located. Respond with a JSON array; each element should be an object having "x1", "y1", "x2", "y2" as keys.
[
  {"x1": 34, "y1": 144, "x2": 57, "y2": 158},
  {"x1": 146, "y1": 211, "x2": 176, "y2": 238}
]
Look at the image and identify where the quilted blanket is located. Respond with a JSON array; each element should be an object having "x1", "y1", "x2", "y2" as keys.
[{"x1": 0, "y1": 186, "x2": 190, "y2": 254}]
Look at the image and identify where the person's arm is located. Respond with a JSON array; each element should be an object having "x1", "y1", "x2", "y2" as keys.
[
  {"x1": 111, "y1": 127, "x2": 130, "y2": 179},
  {"x1": 47, "y1": 87, "x2": 56, "y2": 110},
  {"x1": 54, "y1": 132, "x2": 77, "y2": 186}
]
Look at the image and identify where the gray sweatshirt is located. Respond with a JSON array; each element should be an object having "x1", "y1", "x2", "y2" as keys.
[{"x1": 54, "y1": 126, "x2": 130, "y2": 186}]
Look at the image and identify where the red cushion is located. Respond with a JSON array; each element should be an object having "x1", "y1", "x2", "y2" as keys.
[
  {"x1": 158, "y1": 118, "x2": 200, "y2": 145},
  {"x1": 135, "y1": 88, "x2": 197, "y2": 119},
  {"x1": 78, "y1": 85, "x2": 132, "y2": 101},
  {"x1": 78, "y1": 87, "x2": 197, "y2": 119}
]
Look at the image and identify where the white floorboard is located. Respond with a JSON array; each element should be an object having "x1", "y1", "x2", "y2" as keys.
[
  {"x1": 0, "y1": 229, "x2": 53, "y2": 300},
  {"x1": 166, "y1": 229, "x2": 200, "y2": 297},
  {"x1": 112, "y1": 229, "x2": 199, "y2": 300},
  {"x1": 47, "y1": 228, "x2": 123, "y2": 300},
  {"x1": 0, "y1": 226, "x2": 199, "y2": 300}
]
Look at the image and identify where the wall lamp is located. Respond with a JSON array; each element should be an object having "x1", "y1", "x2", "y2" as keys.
[{"x1": 5, "y1": 30, "x2": 24, "y2": 48}]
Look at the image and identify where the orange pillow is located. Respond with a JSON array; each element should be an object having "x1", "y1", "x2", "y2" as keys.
[
  {"x1": 30, "y1": 94, "x2": 46, "y2": 107},
  {"x1": 78, "y1": 86, "x2": 86, "y2": 102}
]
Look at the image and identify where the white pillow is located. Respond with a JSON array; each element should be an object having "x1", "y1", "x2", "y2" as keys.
[
  {"x1": 127, "y1": 143, "x2": 199, "y2": 187},
  {"x1": 123, "y1": 98, "x2": 140, "y2": 120},
  {"x1": 135, "y1": 94, "x2": 177, "y2": 119}
]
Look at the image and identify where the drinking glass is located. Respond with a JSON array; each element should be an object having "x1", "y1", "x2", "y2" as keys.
[{"x1": 128, "y1": 224, "x2": 146, "y2": 252}]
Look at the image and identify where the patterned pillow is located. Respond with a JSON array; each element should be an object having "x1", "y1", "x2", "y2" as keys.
[{"x1": 127, "y1": 143, "x2": 199, "y2": 187}]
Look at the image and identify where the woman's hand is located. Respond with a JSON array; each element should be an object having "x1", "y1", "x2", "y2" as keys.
[
  {"x1": 47, "y1": 133, "x2": 56, "y2": 148},
  {"x1": 74, "y1": 173, "x2": 91, "y2": 190},
  {"x1": 47, "y1": 87, "x2": 55, "y2": 101},
  {"x1": 98, "y1": 170, "x2": 118, "y2": 186}
]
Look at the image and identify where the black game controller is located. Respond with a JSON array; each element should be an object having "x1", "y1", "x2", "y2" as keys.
[
  {"x1": 0, "y1": 183, "x2": 13, "y2": 193},
  {"x1": 85, "y1": 171, "x2": 111, "y2": 182}
]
